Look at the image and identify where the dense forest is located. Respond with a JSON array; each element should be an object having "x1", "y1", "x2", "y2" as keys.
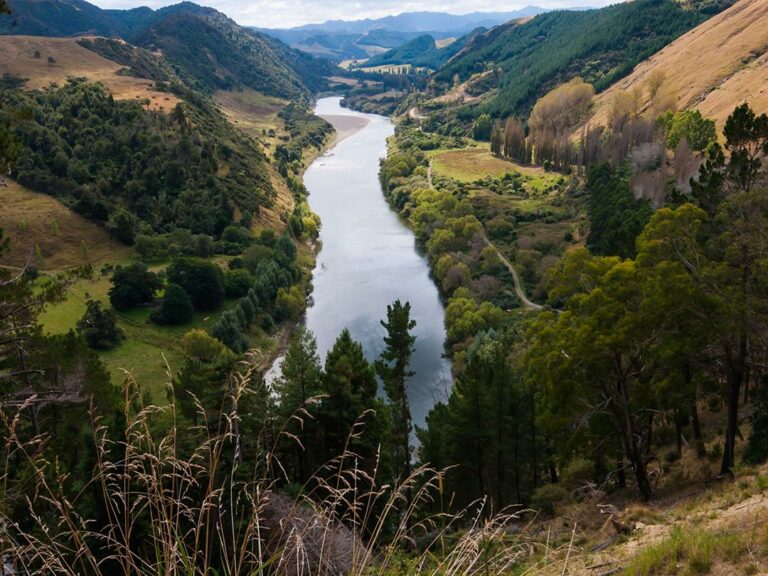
[{"x1": 0, "y1": 80, "x2": 273, "y2": 240}]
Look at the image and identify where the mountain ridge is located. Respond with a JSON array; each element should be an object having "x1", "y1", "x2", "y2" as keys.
[{"x1": 0, "y1": 0, "x2": 339, "y2": 100}]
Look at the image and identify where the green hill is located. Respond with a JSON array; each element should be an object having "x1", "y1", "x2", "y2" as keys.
[
  {"x1": 1, "y1": 79, "x2": 274, "y2": 239},
  {"x1": 132, "y1": 10, "x2": 336, "y2": 100},
  {"x1": 0, "y1": 0, "x2": 120, "y2": 36},
  {"x1": 365, "y1": 29, "x2": 482, "y2": 70},
  {"x1": 433, "y1": 0, "x2": 735, "y2": 119},
  {"x1": 1, "y1": 0, "x2": 339, "y2": 101}
]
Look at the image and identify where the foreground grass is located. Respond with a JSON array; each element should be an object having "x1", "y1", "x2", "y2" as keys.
[{"x1": 624, "y1": 526, "x2": 762, "y2": 575}]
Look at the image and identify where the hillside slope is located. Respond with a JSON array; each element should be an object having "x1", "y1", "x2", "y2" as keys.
[
  {"x1": 132, "y1": 10, "x2": 336, "y2": 100},
  {"x1": 0, "y1": 35, "x2": 181, "y2": 111},
  {"x1": 0, "y1": 0, "x2": 120, "y2": 36},
  {"x1": 431, "y1": 0, "x2": 733, "y2": 119},
  {"x1": 585, "y1": 0, "x2": 768, "y2": 129},
  {"x1": 0, "y1": 0, "x2": 338, "y2": 101},
  {"x1": 364, "y1": 31, "x2": 478, "y2": 70}
]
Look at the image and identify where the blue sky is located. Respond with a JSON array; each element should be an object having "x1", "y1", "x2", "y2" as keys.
[{"x1": 89, "y1": 0, "x2": 616, "y2": 28}]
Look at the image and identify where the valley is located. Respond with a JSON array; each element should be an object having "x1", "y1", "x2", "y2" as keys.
[{"x1": 1, "y1": 0, "x2": 768, "y2": 574}]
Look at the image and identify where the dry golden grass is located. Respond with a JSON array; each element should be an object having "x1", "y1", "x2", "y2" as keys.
[
  {"x1": 213, "y1": 89, "x2": 298, "y2": 231},
  {"x1": 429, "y1": 145, "x2": 548, "y2": 182},
  {"x1": 430, "y1": 72, "x2": 487, "y2": 105},
  {"x1": 435, "y1": 37, "x2": 457, "y2": 49},
  {"x1": 0, "y1": 35, "x2": 180, "y2": 112},
  {"x1": 585, "y1": 0, "x2": 768, "y2": 130},
  {"x1": 0, "y1": 179, "x2": 133, "y2": 270},
  {"x1": 215, "y1": 88, "x2": 287, "y2": 143}
]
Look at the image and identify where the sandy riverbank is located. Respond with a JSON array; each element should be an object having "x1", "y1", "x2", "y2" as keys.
[{"x1": 320, "y1": 114, "x2": 371, "y2": 145}]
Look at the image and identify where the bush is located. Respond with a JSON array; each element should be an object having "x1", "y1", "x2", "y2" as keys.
[
  {"x1": 275, "y1": 285, "x2": 304, "y2": 321},
  {"x1": 220, "y1": 224, "x2": 252, "y2": 248},
  {"x1": 181, "y1": 329, "x2": 230, "y2": 362},
  {"x1": 224, "y1": 269, "x2": 254, "y2": 299},
  {"x1": 109, "y1": 263, "x2": 161, "y2": 311},
  {"x1": 151, "y1": 284, "x2": 194, "y2": 326},
  {"x1": 167, "y1": 259, "x2": 225, "y2": 311},
  {"x1": 560, "y1": 457, "x2": 594, "y2": 491},
  {"x1": 530, "y1": 484, "x2": 569, "y2": 516},
  {"x1": 76, "y1": 300, "x2": 124, "y2": 350}
]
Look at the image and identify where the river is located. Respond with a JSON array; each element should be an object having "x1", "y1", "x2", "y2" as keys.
[{"x1": 279, "y1": 97, "x2": 452, "y2": 431}]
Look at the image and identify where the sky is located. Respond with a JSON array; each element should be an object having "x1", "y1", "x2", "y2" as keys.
[{"x1": 88, "y1": 0, "x2": 615, "y2": 28}]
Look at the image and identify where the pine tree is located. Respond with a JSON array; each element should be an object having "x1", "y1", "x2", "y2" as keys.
[
  {"x1": 322, "y1": 329, "x2": 380, "y2": 462},
  {"x1": 274, "y1": 328, "x2": 323, "y2": 481},
  {"x1": 376, "y1": 300, "x2": 417, "y2": 481}
]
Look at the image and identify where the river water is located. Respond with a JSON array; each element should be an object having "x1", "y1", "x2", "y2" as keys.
[{"x1": 296, "y1": 97, "x2": 451, "y2": 430}]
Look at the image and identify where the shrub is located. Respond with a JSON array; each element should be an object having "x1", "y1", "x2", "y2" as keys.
[
  {"x1": 220, "y1": 224, "x2": 252, "y2": 248},
  {"x1": 224, "y1": 269, "x2": 254, "y2": 299},
  {"x1": 180, "y1": 329, "x2": 230, "y2": 362},
  {"x1": 76, "y1": 300, "x2": 124, "y2": 350},
  {"x1": 151, "y1": 284, "x2": 194, "y2": 326},
  {"x1": 109, "y1": 263, "x2": 161, "y2": 311},
  {"x1": 275, "y1": 285, "x2": 304, "y2": 321},
  {"x1": 530, "y1": 484, "x2": 569, "y2": 516},
  {"x1": 560, "y1": 457, "x2": 594, "y2": 491}
]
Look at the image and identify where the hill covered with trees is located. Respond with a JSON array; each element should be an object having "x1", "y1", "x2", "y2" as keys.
[
  {"x1": 363, "y1": 30, "x2": 480, "y2": 70},
  {"x1": 0, "y1": 0, "x2": 337, "y2": 101},
  {"x1": 431, "y1": 0, "x2": 735, "y2": 120}
]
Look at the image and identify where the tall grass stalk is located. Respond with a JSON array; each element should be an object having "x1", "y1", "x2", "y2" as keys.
[{"x1": 1, "y1": 366, "x2": 536, "y2": 575}]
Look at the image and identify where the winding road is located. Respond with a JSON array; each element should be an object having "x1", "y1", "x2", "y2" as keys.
[{"x1": 426, "y1": 159, "x2": 544, "y2": 311}]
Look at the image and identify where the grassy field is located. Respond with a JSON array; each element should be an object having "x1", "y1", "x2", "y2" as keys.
[
  {"x1": 0, "y1": 36, "x2": 180, "y2": 112},
  {"x1": 39, "y1": 268, "x2": 243, "y2": 402},
  {"x1": 428, "y1": 143, "x2": 560, "y2": 187},
  {"x1": 215, "y1": 88, "x2": 287, "y2": 148},
  {"x1": 0, "y1": 180, "x2": 134, "y2": 270}
]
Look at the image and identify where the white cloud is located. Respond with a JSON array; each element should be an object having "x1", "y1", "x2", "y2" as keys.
[{"x1": 88, "y1": 0, "x2": 616, "y2": 28}]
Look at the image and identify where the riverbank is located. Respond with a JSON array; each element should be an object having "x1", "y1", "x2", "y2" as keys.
[
  {"x1": 255, "y1": 105, "x2": 370, "y2": 380},
  {"x1": 321, "y1": 114, "x2": 371, "y2": 145}
]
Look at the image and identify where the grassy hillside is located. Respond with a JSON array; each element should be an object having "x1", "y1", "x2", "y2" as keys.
[
  {"x1": 431, "y1": 0, "x2": 732, "y2": 120},
  {"x1": 0, "y1": 35, "x2": 181, "y2": 112},
  {"x1": 0, "y1": 0, "x2": 340, "y2": 101},
  {"x1": 0, "y1": 180, "x2": 133, "y2": 270},
  {"x1": 584, "y1": 0, "x2": 768, "y2": 130}
]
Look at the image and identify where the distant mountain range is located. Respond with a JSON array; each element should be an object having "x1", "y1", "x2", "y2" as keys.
[
  {"x1": 279, "y1": 8, "x2": 548, "y2": 34},
  {"x1": 256, "y1": 7, "x2": 549, "y2": 61}
]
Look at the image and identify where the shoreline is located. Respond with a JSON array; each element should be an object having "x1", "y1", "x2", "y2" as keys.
[
  {"x1": 319, "y1": 114, "x2": 371, "y2": 146},
  {"x1": 258, "y1": 108, "x2": 371, "y2": 381}
]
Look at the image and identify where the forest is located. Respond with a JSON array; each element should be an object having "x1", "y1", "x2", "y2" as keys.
[{"x1": 1, "y1": 80, "x2": 275, "y2": 240}]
